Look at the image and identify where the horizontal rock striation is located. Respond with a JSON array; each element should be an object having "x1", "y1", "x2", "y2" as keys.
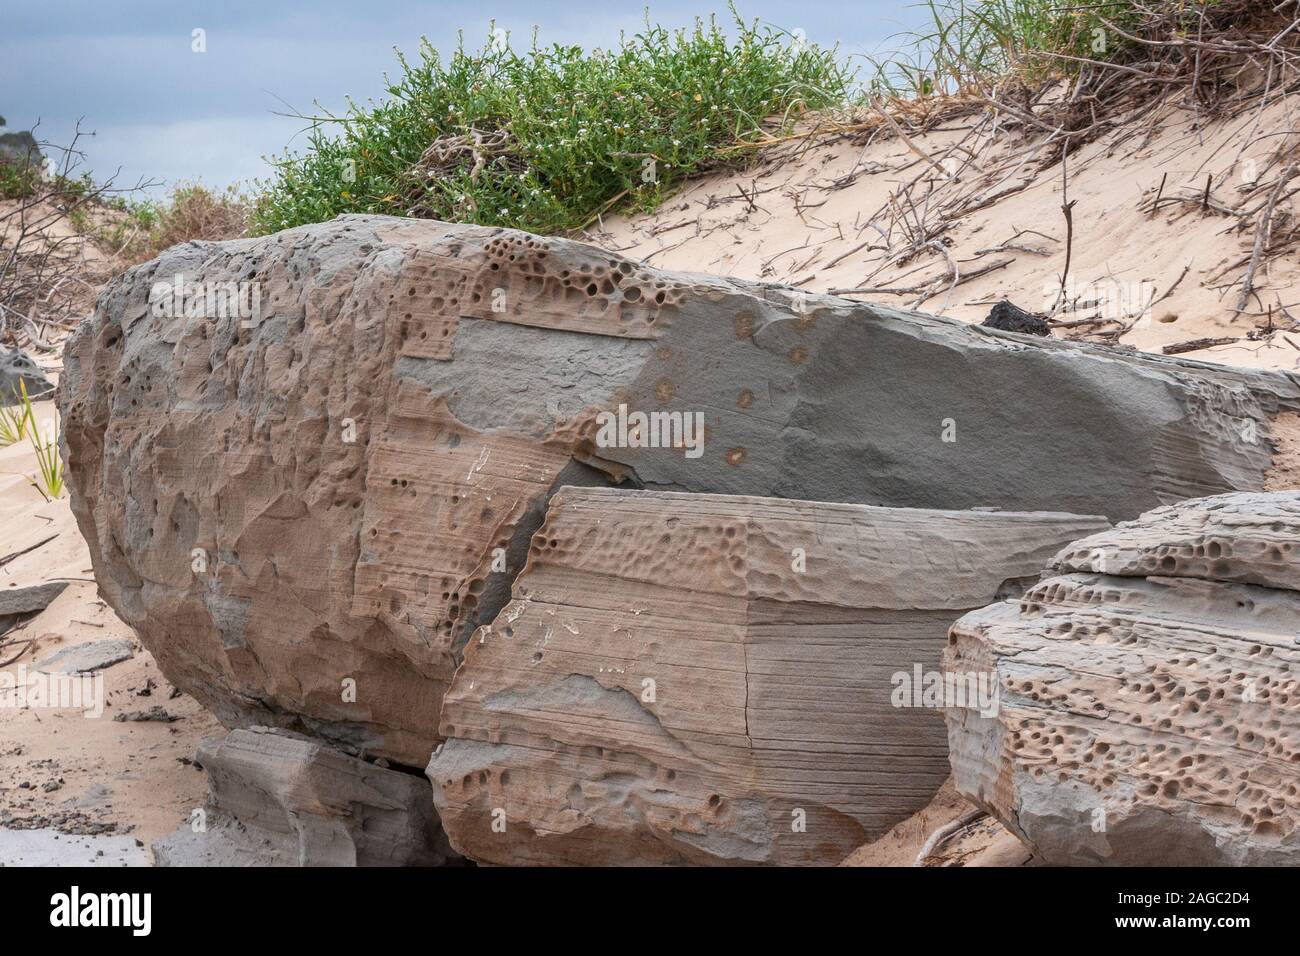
[
  {"x1": 943, "y1": 492, "x2": 1300, "y2": 865},
  {"x1": 59, "y1": 215, "x2": 1300, "y2": 766},
  {"x1": 427, "y1": 486, "x2": 1107, "y2": 865}
]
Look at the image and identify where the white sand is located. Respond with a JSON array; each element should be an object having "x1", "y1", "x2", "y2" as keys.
[
  {"x1": 1, "y1": 401, "x2": 219, "y2": 864},
  {"x1": 598, "y1": 96, "x2": 1300, "y2": 372}
]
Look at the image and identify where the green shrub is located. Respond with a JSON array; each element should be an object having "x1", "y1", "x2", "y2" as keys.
[
  {"x1": 251, "y1": 7, "x2": 851, "y2": 235},
  {"x1": 0, "y1": 160, "x2": 43, "y2": 200}
]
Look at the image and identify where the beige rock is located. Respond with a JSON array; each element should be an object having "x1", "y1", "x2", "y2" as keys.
[
  {"x1": 428, "y1": 486, "x2": 1107, "y2": 865},
  {"x1": 59, "y1": 214, "x2": 1300, "y2": 769},
  {"x1": 944, "y1": 491, "x2": 1300, "y2": 865}
]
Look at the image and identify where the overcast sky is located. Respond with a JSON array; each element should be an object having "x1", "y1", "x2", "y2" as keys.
[{"x1": 1, "y1": 1, "x2": 927, "y2": 195}]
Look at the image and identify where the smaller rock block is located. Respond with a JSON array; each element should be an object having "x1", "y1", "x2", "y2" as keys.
[
  {"x1": 153, "y1": 727, "x2": 455, "y2": 867},
  {"x1": 428, "y1": 487, "x2": 1108, "y2": 865},
  {"x1": 943, "y1": 491, "x2": 1300, "y2": 866},
  {"x1": 0, "y1": 581, "x2": 68, "y2": 618},
  {"x1": 34, "y1": 638, "x2": 135, "y2": 674}
]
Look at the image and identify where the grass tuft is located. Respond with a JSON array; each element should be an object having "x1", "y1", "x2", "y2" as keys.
[
  {"x1": 864, "y1": 1, "x2": 1288, "y2": 103},
  {"x1": 30, "y1": 426, "x2": 65, "y2": 501},
  {"x1": 26, "y1": 391, "x2": 65, "y2": 502},
  {"x1": 0, "y1": 380, "x2": 63, "y2": 500},
  {"x1": 0, "y1": 385, "x2": 34, "y2": 447}
]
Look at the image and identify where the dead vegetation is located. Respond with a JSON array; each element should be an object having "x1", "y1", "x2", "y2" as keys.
[
  {"x1": 874, "y1": 0, "x2": 1300, "y2": 341},
  {"x1": 0, "y1": 124, "x2": 148, "y2": 353},
  {"x1": 598, "y1": 2, "x2": 1300, "y2": 357},
  {"x1": 0, "y1": 125, "x2": 249, "y2": 355},
  {"x1": 102, "y1": 184, "x2": 249, "y2": 267}
]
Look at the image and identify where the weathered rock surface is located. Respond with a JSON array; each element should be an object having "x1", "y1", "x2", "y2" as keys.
[
  {"x1": 34, "y1": 638, "x2": 134, "y2": 674},
  {"x1": 427, "y1": 486, "x2": 1107, "y2": 865},
  {"x1": 59, "y1": 215, "x2": 1300, "y2": 766},
  {"x1": 0, "y1": 581, "x2": 67, "y2": 617},
  {"x1": 152, "y1": 726, "x2": 455, "y2": 866},
  {"x1": 943, "y1": 492, "x2": 1300, "y2": 866}
]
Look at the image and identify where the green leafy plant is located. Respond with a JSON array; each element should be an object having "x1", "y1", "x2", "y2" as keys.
[
  {"x1": 251, "y1": 6, "x2": 851, "y2": 236},
  {"x1": 30, "y1": 430, "x2": 65, "y2": 501},
  {"x1": 0, "y1": 159, "x2": 44, "y2": 200}
]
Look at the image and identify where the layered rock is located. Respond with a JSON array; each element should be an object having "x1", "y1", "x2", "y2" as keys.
[
  {"x1": 943, "y1": 492, "x2": 1300, "y2": 865},
  {"x1": 152, "y1": 726, "x2": 455, "y2": 866},
  {"x1": 59, "y1": 215, "x2": 1300, "y2": 767},
  {"x1": 427, "y1": 486, "x2": 1107, "y2": 865}
]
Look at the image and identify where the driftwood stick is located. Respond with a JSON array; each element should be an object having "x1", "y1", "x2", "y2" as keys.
[
  {"x1": 1236, "y1": 164, "x2": 1297, "y2": 314},
  {"x1": 1162, "y1": 336, "x2": 1244, "y2": 355}
]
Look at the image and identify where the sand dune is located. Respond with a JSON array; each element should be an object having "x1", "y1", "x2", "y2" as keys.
[{"x1": 597, "y1": 95, "x2": 1300, "y2": 372}]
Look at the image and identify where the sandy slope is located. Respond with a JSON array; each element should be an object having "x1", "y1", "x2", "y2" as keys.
[
  {"x1": 596, "y1": 96, "x2": 1300, "y2": 372},
  {"x1": 1, "y1": 196, "x2": 122, "y2": 351},
  {"x1": 0, "y1": 400, "x2": 220, "y2": 862}
]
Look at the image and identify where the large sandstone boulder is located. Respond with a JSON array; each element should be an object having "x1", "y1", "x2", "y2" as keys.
[
  {"x1": 59, "y1": 215, "x2": 1300, "y2": 768},
  {"x1": 427, "y1": 486, "x2": 1108, "y2": 865},
  {"x1": 943, "y1": 492, "x2": 1300, "y2": 865}
]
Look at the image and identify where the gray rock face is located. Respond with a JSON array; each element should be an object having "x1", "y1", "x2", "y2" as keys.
[
  {"x1": 34, "y1": 638, "x2": 135, "y2": 674},
  {"x1": 58, "y1": 215, "x2": 1300, "y2": 767},
  {"x1": 428, "y1": 486, "x2": 1108, "y2": 865},
  {"x1": 943, "y1": 492, "x2": 1300, "y2": 866},
  {"x1": 152, "y1": 727, "x2": 456, "y2": 867},
  {"x1": 0, "y1": 581, "x2": 67, "y2": 617},
  {"x1": 0, "y1": 347, "x2": 54, "y2": 401}
]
